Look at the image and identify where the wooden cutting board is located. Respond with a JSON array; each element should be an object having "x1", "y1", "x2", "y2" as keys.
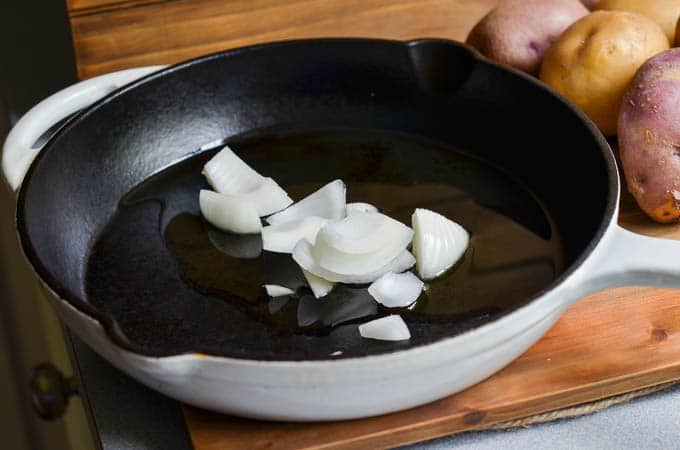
[{"x1": 63, "y1": 0, "x2": 680, "y2": 448}]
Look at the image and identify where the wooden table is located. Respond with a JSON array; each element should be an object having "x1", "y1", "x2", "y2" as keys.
[{"x1": 65, "y1": 0, "x2": 499, "y2": 78}]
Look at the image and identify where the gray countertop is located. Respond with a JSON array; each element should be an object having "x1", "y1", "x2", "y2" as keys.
[
  {"x1": 69, "y1": 332, "x2": 680, "y2": 450},
  {"x1": 405, "y1": 384, "x2": 680, "y2": 449}
]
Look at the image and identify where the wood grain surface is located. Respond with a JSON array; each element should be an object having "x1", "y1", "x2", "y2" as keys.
[
  {"x1": 68, "y1": 0, "x2": 498, "y2": 79},
  {"x1": 66, "y1": 0, "x2": 165, "y2": 15},
  {"x1": 65, "y1": 1, "x2": 680, "y2": 448}
]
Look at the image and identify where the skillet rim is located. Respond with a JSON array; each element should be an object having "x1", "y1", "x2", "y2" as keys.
[{"x1": 15, "y1": 37, "x2": 619, "y2": 361}]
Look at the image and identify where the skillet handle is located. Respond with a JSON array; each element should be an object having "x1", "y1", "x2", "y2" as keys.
[
  {"x1": 582, "y1": 224, "x2": 680, "y2": 292},
  {"x1": 1, "y1": 66, "x2": 165, "y2": 192}
]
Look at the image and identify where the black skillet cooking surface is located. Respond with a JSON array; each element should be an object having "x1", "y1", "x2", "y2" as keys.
[{"x1": 18, "y1": 39, "x2": 611, "y2": 360}]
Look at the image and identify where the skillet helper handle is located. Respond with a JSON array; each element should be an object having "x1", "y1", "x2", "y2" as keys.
[
  {"x1": 1, "y1": 66, "x2": 165, "y2": 192},
  {"x1": 586, "y1": 224, "x2": 680, "y2": 291},
  {"x1": 29, "y1": 363, "x2": 78, "y2": 420}
]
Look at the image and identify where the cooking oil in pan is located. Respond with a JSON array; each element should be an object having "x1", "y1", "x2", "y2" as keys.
[{"x1": 85, "y1": 129, "x2": 564, "y2": 359}]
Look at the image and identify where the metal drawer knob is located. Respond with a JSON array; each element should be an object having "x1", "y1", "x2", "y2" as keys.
[{"x1": 29, "y1": 363, "x2": 78, "y2": 420}]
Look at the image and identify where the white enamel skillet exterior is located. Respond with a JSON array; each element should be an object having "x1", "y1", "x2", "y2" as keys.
[{"x1": 3, "y1": 64, "x2": 680, "y2": 422}]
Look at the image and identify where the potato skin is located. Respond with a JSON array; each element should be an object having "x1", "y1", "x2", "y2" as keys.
[
  {"x1": 619, "y1": 49, "x2": 680, "y2": 223},
  {"x1": 540, "y1": 11, "x2": 669, "y2": 136},
  {"x1": 466, "y1": 0, "x2": 587, "y2": 75},
  {"x1": 676, "y1": 16, "x2": 680, "y2": 46},
  {"x1": 595, "y1": 0, "x2": 680, "y2": 44}
]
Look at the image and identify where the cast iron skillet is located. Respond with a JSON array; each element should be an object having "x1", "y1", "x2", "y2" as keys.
[{"x1": 17, "y1": 38, "x2": 614, "y2": 361}]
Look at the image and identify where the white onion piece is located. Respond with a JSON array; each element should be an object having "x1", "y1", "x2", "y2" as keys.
[
  {"x1": 359, "y1": 315, "x2": 411, "y2": 341},
  {"x1": 265, "y1": 179, "x2": 346, "y2": 225},
  {"x1": 312, "y1": 236, "x2": 410, "y2": 276},
  {"x1": 202, "y1": 145, "x2": 264, "y2": 194},
  {"x1": 346, "y1": 202, "x2": 378, "y2": 215},
  {"x1": 412, "y1": 208, "x2": 469, "y2": 280},
  {"x1": 316, "y1": 212, "x2": 413, "y2": 255},
  {"x1": 243, "y1": 178, "x2": 293, "y2": 216},
  {"x1": 312, "y1": 213, "x2": 413, "y2": 275},
  {"x1": 199, "y1": 190, "x2": 261, "y2": 234},
  {"x1": 206, "y1": 177, "x2": 292, "y2": 218},
  {"x1": 261, "y1": 216, "x2": 327, "y2": 254},
  {"x1": 368, "y1": 272, "x2": 424, "y2": 308},
  {"x1": 263, "y1": 284, "x2": 295, "y2": 297},
  {"x1": 292, "y1": 240, "x2": 415, "y2": 284},
  {"x1": 302, "y1": 269, "x2": 335, "y2": 298}
]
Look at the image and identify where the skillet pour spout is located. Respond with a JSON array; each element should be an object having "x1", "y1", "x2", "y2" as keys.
[{"x1": 5, "y1": 38, "x2": 680, "y2": 421}]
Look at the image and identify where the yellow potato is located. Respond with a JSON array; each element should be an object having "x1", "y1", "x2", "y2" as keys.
[
  {"x1": 595, "y1": 0, "x2": 680, "y2": 44},
  {"x1": 540, "y1": 11, "x2": 669, "y2": 135}
]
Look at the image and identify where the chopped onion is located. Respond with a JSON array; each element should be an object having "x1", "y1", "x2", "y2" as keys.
[
  {"x1": 202, "y1": 145, "x2": 264, "y2": 194},
  {"x1": 312, "y1": 237, "x2": 410, "y2": 276},
  {"x1": 262, "y1": 216, "x2": 328, "y2": 254},
  {"x1": 412, "y1": 208, "x2": 469, "y2": 280},
  {"x1": 310, "y1": 212, "x2": 413, "y2": 276},
  {"x1": 242, "y1": 178, "x2": 292, "y2": 216},
  {"x1": 346, "y1": 202, "x2": 378, "y2": 215},
  {"x1": 205, "y1": 177, "x2": 291, "y2": 218},
  {"x1": 302, "y1": 269, "x2": 335, "y2": 298},
  {"x1": 263, "y1": 284, "x2": 295, "y2": 297},
  {"x1": 316, "y1": 212, "x2": 413, "y2": 255},
  {"x1": 359, "y1": 315, "x2": 411, "y2": 341},
  {"x1": 199, "y1": 190, "x2": 261, "y2": 234},
  {"x1": 201, "y1": 146, "x2": 291, "y2": 217},
  {"x1": 265, "y1": 179, "x2": 346, "y2": 225},
  {"x1": 292, "y1": 239, "x2": 415, "y2": 284},
  {"x1": 312, "y1": 213, "x2": 413, "y2": 275},
  {"x1": 368, "y1": 272, "x2": 424, "y2": 308}
]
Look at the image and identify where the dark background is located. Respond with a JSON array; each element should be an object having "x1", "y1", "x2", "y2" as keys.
[{"x1": 0, "y1": 2, "x2": 89, "y2": 449}]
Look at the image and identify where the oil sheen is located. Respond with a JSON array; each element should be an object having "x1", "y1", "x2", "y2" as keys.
[{"x1": 85, "y1": 129, "x2": 564, "y2": 360}]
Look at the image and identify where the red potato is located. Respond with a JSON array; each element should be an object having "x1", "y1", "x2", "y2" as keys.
[
  {"x1": 465, "y1": 0, "x2": 588, "y2": 75},
  {"x1": 619, "y1": 48, "x2": 680, "y2": 223}
]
